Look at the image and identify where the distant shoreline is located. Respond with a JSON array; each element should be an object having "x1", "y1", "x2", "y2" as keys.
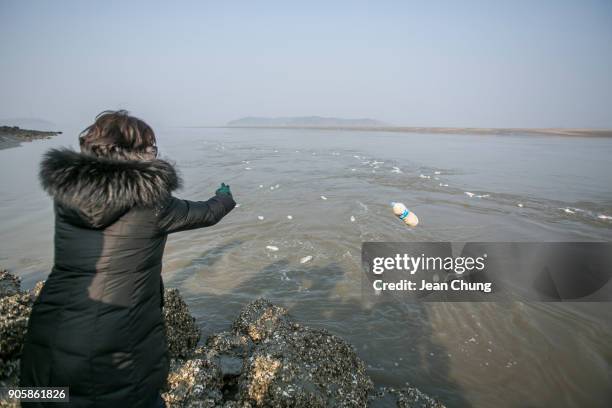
[
  {"x1": 201, "y1": 126, "x2": 612, "y2": 138},
  {"x1": 0, "y1": 126, "x2": 62, "y2": 150}
]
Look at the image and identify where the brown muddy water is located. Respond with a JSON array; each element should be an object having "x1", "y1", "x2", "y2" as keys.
[{"x1": 1, "y1": 127, "x2": 611, "y2": 407}]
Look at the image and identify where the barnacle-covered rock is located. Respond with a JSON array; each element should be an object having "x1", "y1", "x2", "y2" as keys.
[
  {"x1": 30, "y1": 280, "x2": 45, "y2": 300},
  {"x1": 162, "y1": 349, "x2": 224, "y2": 408},
  {"x1": 228, "y1": 300, "x2": 372, "y2": 407},
  {"x1": 206, "y1": 332, "x2": 253, "y2": 356},
  {"x1": 0, "y1": 292, "x2": 33, "y2": 383},
  {"x1": 238, "y1": 322, "x2": 372, "y2": 407},
  {"x1": 0, "y1": 269, "x2": 21, "y2": 298},
  {"x1": 163, "y1": 288, "x2": 201, "y2": 358},
  {"x1": 233, "y1": 298, "x2": 290, "y2": 341}
]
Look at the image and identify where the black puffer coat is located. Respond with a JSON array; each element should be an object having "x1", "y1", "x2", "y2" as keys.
[{"x1": 20, "y1": 148, "x2": 235, "y2": 407}]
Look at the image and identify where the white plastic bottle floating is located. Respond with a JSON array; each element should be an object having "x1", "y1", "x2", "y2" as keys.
[
  {"x1": 465, "y1": 192, "x2": 475, "y2": 198},
  {"x1": 257, "y1": 215, "x2": 264, "y2": 220},
  {"x1": 320, "y1": 195, "x2": 328, "y2": 200},
  {"x1": 517, "y1": 203, "x2": 524, "y2": 208},
  {"x1": 266, "y1": 245, "x2": 279, "y2": 252},
  {"x1": 350, "y1": 215, "x2": 356, "y2": 222},
  {"x1": 287, "y1": 215, "x2": 293, "y2": 220},
  {"x1": 391, "y1": 202, "x2": 419, "y2": 227}
]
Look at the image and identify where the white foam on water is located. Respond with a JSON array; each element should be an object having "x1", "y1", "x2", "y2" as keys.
[
  {"x1": 419, "y1": 174, "x2": 430, "y2": 179},
  {"x1": 353, "y1": 155, "x2": 361, "y2": 159},
  {"x1": 465, "y1": 192, "x2": 475, "y2": 198},
  {"x1": 351, "y1": 168, "x2": 356, "y2": 172},
  {"x1": 518, "y1": 203, "x2": 524, "y2": 208},
  {"x1": 244, "y1": 167, "x2": 252, "y2": 170},
  {"x1": 350, "y1": 215, "x2": 356, "y2": 222},
  {"x1": 300, "y1": 255, "x2": 313, "y2": 264},
  {"x1": 275, "y1": 184, "x2": 280, "y2": 189},
  {"x1": 560, "y1": 208, "x2": 576, "y2": 214},
  {"x1": 476, "y1": 194, "x2": 490, "y2": 198},
  {"x1": 266, "y1": 245, "x2": 279, "y2": 251},
  {"x1": 434, "y1": 171, "x2": 441, "y2": 175},
  {"x1": 439, "y1": 183, "x2": 449, "y2": 187},
  {"x1": 257, "y1": 215, "x2": 264, "y2": 220},
  {"x1": 235, "y1": 203, "x2": 241, "y2": 208},
  {"x1": 434, "y1": 177, "x2": 440, "y2": 180},
  {"x1": 597, "y1": 214, "x2": 612, "y2": 220},
  {"x1": 391, "y1": 167, "x2": 402, "y2": 174},
  {"x1": 320, "y1": 195, "x2": 328, "y2": 200},
  {"x1": 259, "y1": 184, "x2": 264, "y2": 188},
  {"x1": 270, "y1": 186, "x2": 275, "y2": 190},
  {"x1": 358, "y1": 201, "x2": 368, "y2": 212}
]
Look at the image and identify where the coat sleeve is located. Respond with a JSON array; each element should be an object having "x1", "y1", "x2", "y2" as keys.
[{"x1": 157, "y1": 194, "x2": 236, "y2": 234}]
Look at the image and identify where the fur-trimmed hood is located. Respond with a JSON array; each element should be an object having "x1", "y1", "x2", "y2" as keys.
[{"x1": 40, "y1": 148, "x2": 181, "y2": 228}]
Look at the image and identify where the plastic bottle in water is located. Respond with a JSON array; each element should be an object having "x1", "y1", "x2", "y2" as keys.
[{"x1": 391, "y1": 202, "x2": 419, "y2": 227}]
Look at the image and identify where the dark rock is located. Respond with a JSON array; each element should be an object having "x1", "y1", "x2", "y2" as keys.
[{"x1": 219, "y1": 354, "x2": 243, "y2": 377}]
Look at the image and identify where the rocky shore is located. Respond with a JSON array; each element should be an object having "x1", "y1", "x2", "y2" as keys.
[
  {"x1": 1, "y1": 270, "x2": 445, "y2": 407},
  {"x1": 0, "y1": 126, "x2": 62, "y2": 150}
]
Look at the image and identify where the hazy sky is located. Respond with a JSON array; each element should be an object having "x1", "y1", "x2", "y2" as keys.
[{"x1": 1, "y1": 0, "x2": 611, "y2": 128}]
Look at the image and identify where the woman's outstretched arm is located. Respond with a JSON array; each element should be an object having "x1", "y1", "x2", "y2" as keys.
[{"x1": 157, "y1": 186, "x2": 235, "y2": 234}]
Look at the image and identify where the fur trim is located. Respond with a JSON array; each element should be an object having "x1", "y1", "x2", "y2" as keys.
[{"x1": 40, "y1": 148, "x2": 181, "y2": 210}]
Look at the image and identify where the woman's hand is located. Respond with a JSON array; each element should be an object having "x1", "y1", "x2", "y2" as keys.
[{"x1": 215, "y1": 182, "x2": 232, "y2": 197}]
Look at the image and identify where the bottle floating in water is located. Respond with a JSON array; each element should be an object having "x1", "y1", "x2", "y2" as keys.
[{"x1": 391, "y1": 202, "x2": 419, "y2": 227}]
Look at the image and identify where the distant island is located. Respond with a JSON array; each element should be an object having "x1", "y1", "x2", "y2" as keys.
[
  {"x1": 227, "y1": 116, "x2": 387, "y2": 127},
  {"x1": 223, "y1": 118, "x2": 612, "y2": 138},
  {"x1": 0, "y1": 126, "x2": 62, "y2": 150}
]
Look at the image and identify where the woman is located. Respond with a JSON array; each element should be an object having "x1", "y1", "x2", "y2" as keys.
[{"x1": 20, "y1": 110, "x2": 235, "y2": 407}]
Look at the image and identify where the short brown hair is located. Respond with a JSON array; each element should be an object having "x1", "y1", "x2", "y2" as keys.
[{"x1": 79, "y1": 110, "x2": 157, "y2": 160}]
